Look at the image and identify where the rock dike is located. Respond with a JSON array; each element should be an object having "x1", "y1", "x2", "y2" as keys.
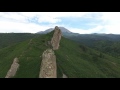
[
  {"x1": 5, "y1": 57, "x2": 19, "y2": 78},
  {"x1": 39, "y1": 26, "x2": 62, "y2": 78},
  {"x1": 39, "y1": 49, "x2": 56, "y2": 78}
]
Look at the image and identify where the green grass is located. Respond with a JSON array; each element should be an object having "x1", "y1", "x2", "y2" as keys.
[
  {"x1": 55, "y1": 37, "x2": 120, "y2": 78},
  {"x1": 0, "y1": 40, "x2": 29, "y2": 77},
  {"x1": 0, "y1": 32, "x2": 54, "y2": 78},
  {"x1": 1, "y1": 31, "x2": 120, "y2": 78},
  {"x1": 0, "y1": 33, "x2": 39, "y2": 49}
]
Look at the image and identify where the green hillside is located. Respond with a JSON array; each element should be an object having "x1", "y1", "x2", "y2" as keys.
[
  {"x1": 94, "y1": 41, "x2": 120, "y2": 58},
  {"x1": 65, "y1": 34, "x2": 120, "y2": 59},
  {"x1": 56, "y1": 37, "x2": 120, "y2": 78},
  {"x1": 1, "y1": 31, "x2": 120, "y2": 78},
  {"x1": 0, "y1": 33, "x2": 39, "y2": 49},
  {"x1": 0, "y1": 32, "x2": 53, "y2": 78}
]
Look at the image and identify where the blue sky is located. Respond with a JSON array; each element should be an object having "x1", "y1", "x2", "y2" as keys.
[{"x1": 0, "y1": 12, "x2": 120, "y2": 34}]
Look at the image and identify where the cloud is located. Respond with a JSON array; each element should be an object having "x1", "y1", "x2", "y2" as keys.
[
  {"x1": 0, "y1": 12, "x2": 120, "y2": 34},
  {"x1": 68, "y1": 12, "x2": 120, "y2": 34},
  {"x1": 66, "y1": 25, "x2": 104, "y2": 34},
  {"x1": 99, "y1": 12, "x2": 120, "y2": 34},
  {"x1": 0, "y1": 12, "x2": 89, "y2": 33},
  {"x1": 0, "y1": 17, "x2": 67, "y2": 33},
  {"x1": 0, "y1": 19, "x2": 50, "y2": 33},
  {"x1": 0, "y1": 12, "x2": 28, "y2": 23},
  {"x1": 20, "y1": 12, "x2": 89, "y2": 24}
]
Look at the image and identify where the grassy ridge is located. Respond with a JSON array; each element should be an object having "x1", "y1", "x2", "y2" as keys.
[
  {"x1": 1, "y1": 31, "x2": 120, "y2": 78},
  {"x1": 0, "y1": 32, "x2": 54, "y2": 78}
]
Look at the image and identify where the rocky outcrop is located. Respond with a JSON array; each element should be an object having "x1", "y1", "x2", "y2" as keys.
[
  {"x1": 5, "y1": 58, "x2": 19, "y2": 78},
  {"x1": 63, "y1": 73, "x2": 68, "y2": 78},
  {"x1": 39, "y1": 26, "x2": 62, "y2": 78},
  {"x1": 51, "y1": 26, "x2": 62, "y2": 50},
  {"x1": 39, "y1": 49, "x2": 56, "y2": 78}
]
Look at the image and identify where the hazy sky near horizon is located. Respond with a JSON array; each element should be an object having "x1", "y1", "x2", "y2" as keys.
[{"x1": 0, "y1": 12, "x2": 120, "y2": 34}]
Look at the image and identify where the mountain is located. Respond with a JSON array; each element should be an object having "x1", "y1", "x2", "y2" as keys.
[
  {"x1": 1, "y1": 26, "x2": 120, "y2": 78},
  {"x1": 37, "y1": 27, "x2": 79, "y2": 36},
  {"x1": 38, "y1": 28, "x2": 53, "y2": 34},
  {"x1": 37, "y1": 27, "x2": 72, "y2": 34}
]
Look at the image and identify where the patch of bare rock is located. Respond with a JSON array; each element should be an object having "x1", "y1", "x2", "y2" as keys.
[
  {"x1": 5, "y1": 57, "x2": 19, "y2": 78},
  {"x1": 39, "y1": 26, "x2": 62, "y2": 78}
]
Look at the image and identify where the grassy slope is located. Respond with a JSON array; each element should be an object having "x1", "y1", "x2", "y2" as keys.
[
  {"x1": 0, "y1": 33, "x2": 39, "y2": 49},
  {"x1": 0, "y1": 32, "x2": 54, "y2": 78},
  {"x1": 56, "y1": 37, "x2": 120, "y2": 78},
  {"x1": 1, "y1": 31, "x2": 120, "y2": 78},
  {"x1": 65, "y1": 34, "x2": 120, "y2": 59}
]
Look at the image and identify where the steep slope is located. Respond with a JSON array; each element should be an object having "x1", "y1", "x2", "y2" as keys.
[
  {"x1": 56, "y1": 37, "x2": 120, "y2": 78},
  {"x1": 1, "y1": 27, "x2": 120, "y2": 78}
]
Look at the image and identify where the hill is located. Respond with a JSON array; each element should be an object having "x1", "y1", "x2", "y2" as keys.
[
  {"x1": 65, "y1": 34, "x2": 120, "y2": 58},
  {"x1": 0, "y1": 33, "x2": 39, "y2": 49},
  {"x1": 1, "y1": 27, "x2": 120, "y2": 78}
]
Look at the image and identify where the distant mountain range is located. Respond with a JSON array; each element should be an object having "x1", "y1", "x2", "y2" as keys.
[
  {"x1": 37, "y1": 27, "x2": 120, "y2": 44},
  {"x1": 37, "y1": 27, "x2": 72, "y2": 33},
  {"x1": 37, "y1": 27, "x2": 79, "y2": 36}
]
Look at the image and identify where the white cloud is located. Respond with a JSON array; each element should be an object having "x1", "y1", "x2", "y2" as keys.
[
  {"x1": 37, "y1": 16, "x2": 61, "y2": 23},
  {"x1": 0, "y1": 12, "x2": 28, "y2": 23},
  {"x1": 66, "y1": 25, "x2": 104, "y2": 34},
  {"x1": 20, "y1": 12, "x2": 88, "y2": 18},
  {"x1": 0, "y1": 20, "x2": 50, "y2": 33},
  {"x1": 0, "y1": 18, "x2": 66, "y2": 33},
  {"x1": 0, "y1": 12, "x2": 120, "y2": 34},
  {"x1": 66, "y1": 12, "x2": 120, "y2": 34},
  {"x1": 0, "y1": 12, "x2": 89, "y2": 33},
  {"x1": 19, "y1": 12, "x2": 89, "y2": 24},
  {"x1": 100, "y1": 12, "x2": 120, "y2": 22},
  {"x1": 103, "y1": 24, "x2": 120, "y2": 34},
  {"x1": 98, "y1": 12, "x2": 120, "y2": 34}
]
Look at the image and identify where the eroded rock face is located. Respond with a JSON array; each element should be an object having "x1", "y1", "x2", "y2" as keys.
[
  {"x1": 5, "y1": 58, "x2": 19, "y2": 78},
  {"x1": 51, "y1": 26, "x2": 62, "y2": 50},
  {"x1": 39, "y1": 26, "x2": 62, "y2": 78},
  {"x1": 39, "y1": 49, "x2": 56, "y2": 78}
]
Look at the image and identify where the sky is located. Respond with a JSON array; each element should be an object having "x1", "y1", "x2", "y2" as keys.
[{"x1": 0, "y1": 12, "x2": 120, "y2": 34}]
